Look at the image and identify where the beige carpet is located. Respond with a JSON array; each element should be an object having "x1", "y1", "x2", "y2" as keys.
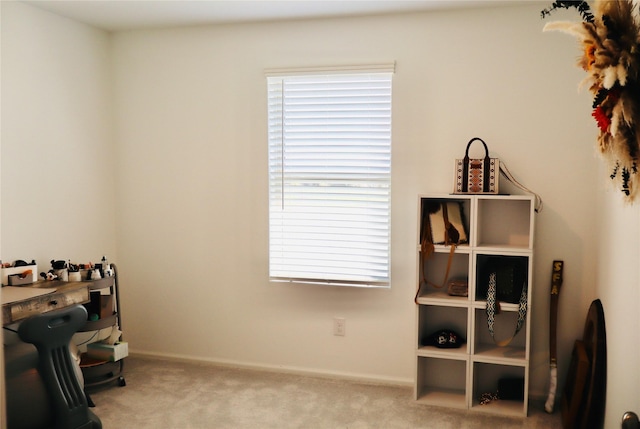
[{"x1": 89, "y1": 356, "x2": 562, "y2": 428}]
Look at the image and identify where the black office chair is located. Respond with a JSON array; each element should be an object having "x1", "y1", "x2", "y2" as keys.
[{"x1": 13, "y1": 305, "x2": 102, "y2": 429}]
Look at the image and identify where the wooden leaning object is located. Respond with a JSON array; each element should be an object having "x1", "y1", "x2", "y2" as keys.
[{"x1": 561, "y1": 299, "x2": 607, "y2": 429}]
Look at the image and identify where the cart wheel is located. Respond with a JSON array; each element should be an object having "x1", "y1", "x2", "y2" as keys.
[{"x1": 118, "y1": 376, "x2": 126, "y2": 387}]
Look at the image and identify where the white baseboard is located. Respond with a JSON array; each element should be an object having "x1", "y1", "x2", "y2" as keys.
[{"x1": 130, "y1": 350, "x2": 414, "y2": 388}]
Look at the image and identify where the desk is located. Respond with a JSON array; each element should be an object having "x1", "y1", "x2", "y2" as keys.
[
  {"x1": 3, "y1": 274, "x2": 124, "y2": 391},
  {"x1": 2, "y1": 280, "x2": 90, "y2": 326}
]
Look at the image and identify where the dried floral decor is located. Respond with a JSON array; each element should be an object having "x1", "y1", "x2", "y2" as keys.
[{"x1": 542, "y1": 0, "x2": 640, "y2": 202}]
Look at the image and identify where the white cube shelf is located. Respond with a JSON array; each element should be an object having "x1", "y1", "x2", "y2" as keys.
[{"x1": 414, "y1": 194, "x2": 535, "y2": 417}]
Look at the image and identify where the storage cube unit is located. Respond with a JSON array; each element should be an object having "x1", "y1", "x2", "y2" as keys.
[{"x1": 414, "y1": 194, "x2": 534, "y2": 417}]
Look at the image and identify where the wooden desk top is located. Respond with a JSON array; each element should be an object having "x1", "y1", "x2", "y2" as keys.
[{"x1": 2, "y1": 280, "x2": 90, "y2": 326}]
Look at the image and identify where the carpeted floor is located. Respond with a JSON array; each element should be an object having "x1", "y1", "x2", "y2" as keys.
[{"x1": 89, "y1": 356, "x2": 562, "y2": 428}]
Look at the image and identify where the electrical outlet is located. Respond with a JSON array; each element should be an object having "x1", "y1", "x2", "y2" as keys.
[{"x1": 333, "y1": 317, "x2": 346, "y2": 336}]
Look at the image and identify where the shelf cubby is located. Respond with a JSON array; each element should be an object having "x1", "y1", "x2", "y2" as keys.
[
  {"x1": 472, "y1": 307, "x2": 527, "y2": 362},
  {"x1": 418, "y1": 249, "x2": 470, "y2": 301},
  {"x1": 419, "y1": 196, "x2": 472, "y2": 247},
  {"x1": 417, "y1": 304, "x2": 468, "y2": 349},
  {"x1": 416, "y1": 356, "x2": 468, "y2": 409},
  {"x1": 473, "y1": 253, "x2": 530, "y2": 302},
  {"x1": 471, "y1": 362, "x2": 528, "y2": 416},
  {"x1": 475, "y1": 196, "x2": 534, "y2": 249}
]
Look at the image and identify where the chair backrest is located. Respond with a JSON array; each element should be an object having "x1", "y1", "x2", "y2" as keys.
[{"x1": 18, "y1": 305, "x2": 100, "y2": 429}]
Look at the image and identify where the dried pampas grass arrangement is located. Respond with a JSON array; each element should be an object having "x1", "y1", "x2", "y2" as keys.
[{"x1": 542, "y1": 0, "x2": 640, "y2": 202}]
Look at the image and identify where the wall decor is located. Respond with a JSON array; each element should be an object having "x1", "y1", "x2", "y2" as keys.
[{"x1": 542, "y1": 0, "x2": 640, "y2": 202}]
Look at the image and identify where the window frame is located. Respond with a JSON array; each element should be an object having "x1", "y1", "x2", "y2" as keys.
[{"x1": 266, "y1": 64, "x2": 394, "y2": 288}]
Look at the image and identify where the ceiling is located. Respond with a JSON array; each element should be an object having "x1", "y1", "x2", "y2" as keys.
[{"x1": 24, "y1": 0, "x2": 508, "y2": 32}]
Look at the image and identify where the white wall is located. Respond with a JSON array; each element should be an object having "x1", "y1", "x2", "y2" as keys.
[
  {"x1": 0, "y1": 1, "x2": 117, "y2": 267},
  {"x1": 597, "y1": 185, "x2": 640, "y2": 427},
  {"x1": 4, "y1": 1, "x2": 638, "y2": 422},
  {"x1": 110, "y1": 3, "x2": 599, "y2": 398}
]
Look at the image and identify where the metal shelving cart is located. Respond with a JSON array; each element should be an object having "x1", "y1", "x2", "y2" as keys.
[{"x1": 79, "y1": 263, "x2": 126, "y2": 392}]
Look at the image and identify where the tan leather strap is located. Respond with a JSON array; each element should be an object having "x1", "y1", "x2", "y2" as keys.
[
  {"x1": 415, "y1": 203, "x2": 458, "y2": 302},
  {"x1": 425, "y1": 244, "x2": 456, "y2": 290}
]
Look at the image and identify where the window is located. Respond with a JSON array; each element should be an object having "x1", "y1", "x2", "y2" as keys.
[{"x1": 267, "y1": 65, "x2": 393, "y2": 287}]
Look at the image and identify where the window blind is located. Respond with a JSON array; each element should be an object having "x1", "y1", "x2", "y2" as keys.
[{"x1": 267, "y1": 70, "x2": 392, "y2": 287}]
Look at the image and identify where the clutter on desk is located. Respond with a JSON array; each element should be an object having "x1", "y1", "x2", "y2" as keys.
[
  {"x1": 0, "y1": 256, "x2": 114, "y2": 285},
  {"x1": 39, "y1": 256, "x2": 113, "y2": 282},
  {"x1": 1, "y1": 259, "x2": 37, "y2": 286}
]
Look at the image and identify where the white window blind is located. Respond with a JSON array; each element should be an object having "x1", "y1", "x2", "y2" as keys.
[{"x1": 267, "y1": 68, "x2": 392, "y2": 287}]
